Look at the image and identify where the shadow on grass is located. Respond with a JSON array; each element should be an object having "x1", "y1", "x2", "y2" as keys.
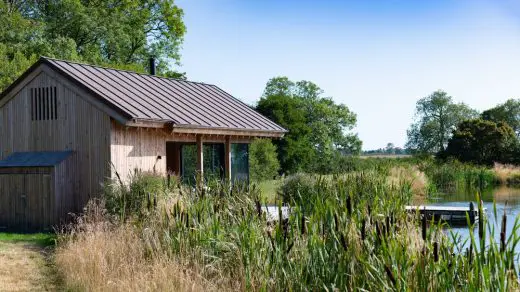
[{"x1": 0, "y1": 233, "x2": 56, "y2": 247}]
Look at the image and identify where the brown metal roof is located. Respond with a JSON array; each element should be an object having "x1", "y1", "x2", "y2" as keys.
[{"x1": 1, "y1": 57, "x2": 286, "y2": 135}]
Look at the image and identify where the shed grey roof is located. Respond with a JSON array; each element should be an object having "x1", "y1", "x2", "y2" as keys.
[
  {"x1": 0, "y1": 151, "x2": 73, "y2": 167},
  {"x1": 31, "y1": 57, "x2": 285, "y2": 134}
]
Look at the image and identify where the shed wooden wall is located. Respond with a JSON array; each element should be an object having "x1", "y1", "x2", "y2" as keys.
[
  {"x1": 0, "y1": 69, "x2": 111, "y2": 212},
  {"x1": 0, "y1": 167, "x2": 53, "y2": 231},
  {"x1": 110, "y1": 121, "x2": 168, "y2": 180}
]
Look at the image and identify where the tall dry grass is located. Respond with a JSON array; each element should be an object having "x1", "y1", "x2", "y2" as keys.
[
  {"x1": 54, "y1": 201, "x2": 212, "y2": 292},
  {"x1": 493, "y1": 163, "x2": 520, "y2": 186},
  {"x1": 388, "y1": 166, "x2": 429, "y2": 202}
]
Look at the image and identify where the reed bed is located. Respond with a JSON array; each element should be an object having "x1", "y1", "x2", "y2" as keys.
[{"x1": 55, "y1": 171, "x2": 520, "y2": 291}]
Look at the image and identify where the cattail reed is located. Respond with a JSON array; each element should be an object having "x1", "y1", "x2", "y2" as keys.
[
  {"x1": 340, "y1": 233, "x2": 347, "y2": 250},
  {"x1": 361, "y1": 219, "x2": 366, "y2": 241},
  {"x1": 346, "y1": 195, "x2": 352, "y2": 216},
  {"x1": 301, "y1": 212, "x2": 306, "y2": 235},
  {"x1": 334, "y1": 213, "x2": 339, "y2": 232},
  {"x1": 433, "y1": 241, "x2": 439, "y2": 262},
  {"x1": 478, "y1": 199, "x2": 484, "y2": 241},
  {"x1": 255, "y1": 200, "x2": 262, "y2": 218},
  {"x1": 385, "y1": 265, "x2": 396, "y2": 286},
  {"x1": 421, "y1": 214, "x2": 427, "y2": 241},
  {"x1": 468, "y1": 242, "x2": 473, "y2": 265},
  {"x1": 385, "y1": 216, "x2": 390, "y2": 235}
]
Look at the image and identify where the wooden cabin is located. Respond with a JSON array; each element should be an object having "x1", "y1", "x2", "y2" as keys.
[{"x1": 0, "y1": 57, "x2": 285, "y2": 231}]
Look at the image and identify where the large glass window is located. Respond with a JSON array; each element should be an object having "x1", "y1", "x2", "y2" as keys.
[
  {"x1": 203, "y1": 144, "x2": 224, "y2": 182},
  {"x1": 231, "y1": 143, "x2": 249, "y2": 184},
  {"x1": 181, "y1": 144, "x2": 197, "y2": 185},
  {"x1": 180, "y1": 143, "x2": 225, "y2": 186}
]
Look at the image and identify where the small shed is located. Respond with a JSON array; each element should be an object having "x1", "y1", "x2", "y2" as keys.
[{"x1": 0, "y1": 151, "x2": 74, "y2": 231}]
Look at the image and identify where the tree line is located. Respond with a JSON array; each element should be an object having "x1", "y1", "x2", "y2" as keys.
[
  {"x1": 0, "y1": 0, "x2": 186, "y2": 91},
  {"x1": 406, "y1": 90, "x2": 520, "y2": 166}
]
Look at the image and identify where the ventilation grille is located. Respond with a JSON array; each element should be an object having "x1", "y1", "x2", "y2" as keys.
[{"x1": 31, "y1": 87, "x2": 57, "y2": 121}]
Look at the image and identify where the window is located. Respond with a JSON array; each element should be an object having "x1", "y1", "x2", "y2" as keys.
[
  {"x1": 231, "y1": 143, "x2": 249, "y2": 184},
  {"x1": 31, "y1": 87, "x2": 58, "y2": 121}
]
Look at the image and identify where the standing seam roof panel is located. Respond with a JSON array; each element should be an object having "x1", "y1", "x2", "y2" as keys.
[
  {"x1": 80, "y1": 65, "x2": 159, "y2": 119},
  {"x1": 193, "y1": 83, "x2": 271, "y2": 130},
  {"x1": 153, "y1": 77, "x2": 225, "y2": 127},
  {"x1": 183, "y1": 81, "x2": 264, "y2": 129},
  {"x1": 41, "y1": 58, "x2": 286, "y2": 133},
  {"x1": 48, "y1": 60, "x2": 141, "y2": 118},
  {"x1": 210, "y1": 85, "x2": 286, "y2": 131},
  {"x1": 114, "y1": 71, "x2": 190, "y2": 124},
  {"x1": 167, "y1": 79, "x2": 247, "y2": 128},
  {"x1": 103, "y1": 68, "x2": 181, "y2": 123},
  {"x1": 137, "y1": 74, "x2": 212, "y2": 126},
  {"x1": 150, "y1": 77, "x2": 219, "y2": 126}
]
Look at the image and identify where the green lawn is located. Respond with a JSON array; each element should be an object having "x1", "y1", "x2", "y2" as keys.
[
  {"x1": 254, "y1": 179, "x2": 283, "y2": 204},
  {"x1": 0, "y1": 233, "x2": 56, "y2": 247}
]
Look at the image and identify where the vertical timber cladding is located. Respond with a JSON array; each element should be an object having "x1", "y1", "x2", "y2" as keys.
[
  {"x1": 110, "y1": 121, "x2": 168, "y2": 181},
  {"x1": 0, "y1": 168, "x2": 53, "y2": 232},
  {"x1": 0, "y1": 68, "x2": 111, "y2": 213}
]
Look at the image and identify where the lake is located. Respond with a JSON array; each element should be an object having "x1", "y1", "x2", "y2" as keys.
[{"x1": 430, "y1": 186, "x2": 520, "y2": 251}]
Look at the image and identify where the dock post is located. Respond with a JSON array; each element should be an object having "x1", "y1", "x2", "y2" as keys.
[{"x1": 469, "y1": 202, "x2": 475, "y2": 224}]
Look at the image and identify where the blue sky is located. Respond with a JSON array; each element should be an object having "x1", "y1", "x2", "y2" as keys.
[{"x1": 176, "y1": 0, "x2": 520, "y2": 150}]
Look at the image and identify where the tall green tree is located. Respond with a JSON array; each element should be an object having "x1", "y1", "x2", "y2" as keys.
[
  {"x1": 249, "y1": 139, "x2": 280, "y2": 182},
  {"x1": 481, "y1": 99, "x2": 520, "y2": 136},
  {"x1": 256, "y1": 77, "x2": 361, "y2": 174},
  {"x1": 440, "y1": 119, "x2": 518, "y2": 165},
  {"x1": 406, "y1": 90, "x2": 478, "y2": 154},
  {"x1": 0, "y1": 0, "x2": 186, "y2": 91}
]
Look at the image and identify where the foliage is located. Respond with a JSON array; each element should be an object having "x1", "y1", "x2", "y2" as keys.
[
  {"x1": 58, "y1": 172, "x2": 520, "y2": 291},
  {"x1": 406, "y1": 90, "x2": 478, "y2": 154},
  {"x1": 482, "y1": 98, "x2": 520, "y2": 136},
  {"x1": 0, "y1": 0, "x2": 186, "y2": 91},
  {"x1": 256, "y1": 77, "x2": 361, "y2": 174},
  {"x1": 440, "y1": 119, "x2": 518, "y2": 166},
  {"x1": 104, "y1": 170, "x2": 173, "y2": 221},
  {"x1": 422, "y1": 161, "x2": 498, "y2": 192},
  {"x1": 249, "y1": 138, "x2": 280, "y2": 182}
]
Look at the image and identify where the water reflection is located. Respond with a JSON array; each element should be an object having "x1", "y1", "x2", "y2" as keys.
[{"x1": 429, "y1": 186, "x2": 520, "y2": 251}]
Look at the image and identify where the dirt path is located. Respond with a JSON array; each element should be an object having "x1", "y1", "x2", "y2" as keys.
[{"x1": 0, "y1": 241, "x2": 59, "y2": 291}]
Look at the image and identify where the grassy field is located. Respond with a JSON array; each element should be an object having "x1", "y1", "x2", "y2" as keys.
[{"x1": 0, "y1": 233, "x2": 60, "y2": 291}]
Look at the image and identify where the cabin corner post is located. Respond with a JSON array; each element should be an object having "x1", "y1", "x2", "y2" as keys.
[
  {"x1": 196, "y1": 134, "x2": 204, "y2": 184},
  {"x1": 225, "y1": 136, "x2": 232, "y2": 182}
]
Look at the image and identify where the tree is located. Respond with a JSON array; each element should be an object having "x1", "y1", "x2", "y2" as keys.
[
  {"x1": 0, "y1": 0, "x2": 186, "y2": 90},
  {"x1": 385, "y1": 143, "x2": 395, "y2": 154},
  {"x1": 440, "y1": 119, "x2": 518, "y2": 165},
  {"x1": 249, "y1": 139, "x2": 280, "y2": 182},
  {"x1": 481, "y1": 99, "x2": 520, "y2": 136},
  {"x1": 406, "y1": 90, "x2": 478, "y2": 154},
  {"x1": 256, "y1": 77, "x2": 361, "y2": 174}
]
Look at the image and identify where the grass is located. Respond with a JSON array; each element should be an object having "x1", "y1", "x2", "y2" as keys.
[
  {"x1": 53, "y1": 169, "x2": 520, "y2": 291},
  {"x1": 0, "y1": 232, "x2": 60, "y2": 291},
  {"x1": 255, "y1": 178, "x2": 282, "y2": 203},
  {"x1": 0, "y1": 233, "x2": 56, "y2": 247}
]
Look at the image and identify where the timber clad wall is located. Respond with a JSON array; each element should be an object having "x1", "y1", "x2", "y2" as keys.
[
  {"x1": 0, "y1": 71, "x2": 111, "y2": 212},
  {"x1": 110, "y1": 120, "x2": 168, "y2": 180}
]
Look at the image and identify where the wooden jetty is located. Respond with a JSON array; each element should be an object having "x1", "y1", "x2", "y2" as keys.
[{"x1": 405, "y1": 203, "x2": 484, "y2": 225}]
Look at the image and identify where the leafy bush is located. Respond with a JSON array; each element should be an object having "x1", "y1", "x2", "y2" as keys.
[
  {"x1": 249, "y1": 138, "x2": 280, "y2": 182},
  {"x1": 104, "y1": 170, "x2": 173, "y2": 220}
]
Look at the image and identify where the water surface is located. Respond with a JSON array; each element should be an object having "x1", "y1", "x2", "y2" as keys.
[{"x1": 430, "y1": 186, "x2": 520, "y2": 251}]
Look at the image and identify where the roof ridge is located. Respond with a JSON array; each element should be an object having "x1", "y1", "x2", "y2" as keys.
[{"x1": 40, "y1": 56, "x2": 219, "y2": 88}]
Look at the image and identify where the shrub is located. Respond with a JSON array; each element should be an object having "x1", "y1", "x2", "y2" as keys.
[
  {"x1": 249, "y1": 138, "x2": 280, "y2": 182},
  {"x1": 104, "y1": 170, "x2": 173, "y2": 220}
]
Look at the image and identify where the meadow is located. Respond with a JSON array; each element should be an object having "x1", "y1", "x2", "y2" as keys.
[{"x1": 53, "y1": 158, "x2": 520, "y2": 291}]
